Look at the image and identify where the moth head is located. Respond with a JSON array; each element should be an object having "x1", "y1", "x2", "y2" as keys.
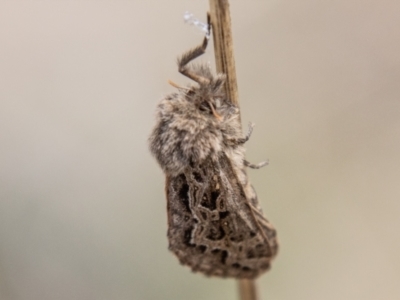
[
  {"x1": 181, "y1": 85, "x2": 223, "y2": 121},
  {"x1": 193, "y1": 75, "x2": 227, "y2": 120},
  {"x1": 168, "y1": 74, "x2": 226, "y2": 121},
  {"x1": 197, "y1": 96, "x2": 223, "y2": 120}
]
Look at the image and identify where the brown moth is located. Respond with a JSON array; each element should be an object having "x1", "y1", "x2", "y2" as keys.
[{"x1": 149, "y1": 15, "x2": 278, "y2": 279}]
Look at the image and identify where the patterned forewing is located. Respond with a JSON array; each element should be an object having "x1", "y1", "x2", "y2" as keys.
[{"x1": 166, "y1": 154, "x2": 278, "y2": 279}]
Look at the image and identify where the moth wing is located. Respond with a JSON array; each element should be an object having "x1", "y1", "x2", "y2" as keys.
[{"x1": 166, "y1": 154, "x2": 278, "y2": 279}]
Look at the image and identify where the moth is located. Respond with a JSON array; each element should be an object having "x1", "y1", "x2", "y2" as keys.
[{"x1": 149, "y1": 15, "x2": 278, "y2": 279}]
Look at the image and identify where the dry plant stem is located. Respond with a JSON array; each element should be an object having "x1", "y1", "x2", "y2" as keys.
[
  {"x1": 239, "y1": 279, "x2": 258, "y2": 300},
  {"x1": 208, "y1": 1, "x2": 259, "y2": 300},
  {"x1": 208, "y1": 0, "x2": 239, "y2": 107}
]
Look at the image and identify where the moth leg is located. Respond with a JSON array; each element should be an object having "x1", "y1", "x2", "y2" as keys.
[
  {"x1": 244, "y1": 160, "x2": 268, "y2": 169},
  {"x1": 178, "y1": 14, "x2": 211, "y2": 84},
  {"x1": 234, "y1": 122, "x2": 255, "y2": 144}
]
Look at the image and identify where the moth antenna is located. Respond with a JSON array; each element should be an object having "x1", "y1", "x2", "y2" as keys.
[{"x1": 168, "y1": 79, "x2": 189, "y2": 90}]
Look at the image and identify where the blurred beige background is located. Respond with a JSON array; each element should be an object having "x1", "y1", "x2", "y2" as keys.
[{"x1": 1, "y1": 1, "x2": 400, "y2": 299}]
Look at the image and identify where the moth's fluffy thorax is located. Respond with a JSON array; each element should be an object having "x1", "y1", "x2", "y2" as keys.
[{"x1": 149, "y1": 84, "x2": 244, "y2": 176}]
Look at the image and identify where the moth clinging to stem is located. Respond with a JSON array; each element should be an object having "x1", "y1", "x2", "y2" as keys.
[{"x1": 149, "y1": 13, "x2": 278, "y2": 279}]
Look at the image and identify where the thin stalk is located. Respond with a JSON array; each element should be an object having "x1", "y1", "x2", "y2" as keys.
[{"x1": 208, "y1": 1, "x2": 259, "y2": 300}]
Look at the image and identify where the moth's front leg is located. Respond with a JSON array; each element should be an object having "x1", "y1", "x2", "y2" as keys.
[{"x1": 226, "y1": 122, "x2": 255, "y2": 146}]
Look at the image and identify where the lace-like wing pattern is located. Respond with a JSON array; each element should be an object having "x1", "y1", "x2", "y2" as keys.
[{"x1": 166, "y1": 153, "x2": 278, "y2": 279}]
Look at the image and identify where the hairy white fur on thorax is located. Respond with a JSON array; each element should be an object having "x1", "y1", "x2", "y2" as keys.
[{"x1": 149, "y1": 90, "x2": 231, "y2": 176}]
